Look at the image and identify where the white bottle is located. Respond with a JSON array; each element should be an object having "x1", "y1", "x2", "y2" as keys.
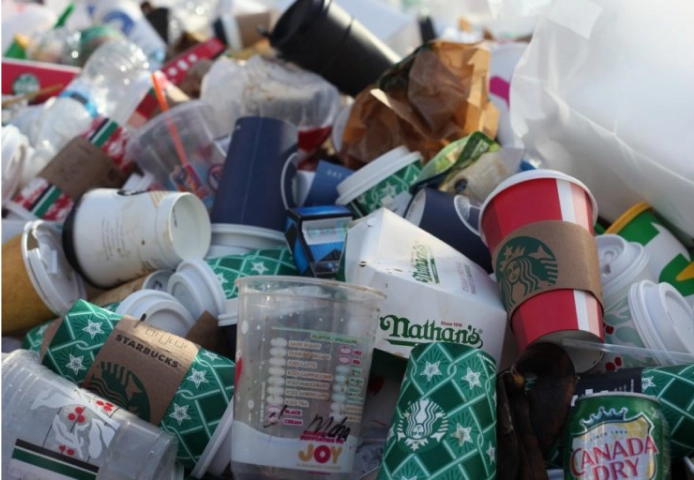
[
  {"x1": 90, "y1": 0, "x2": 167, "y2": 69},
  {"x1": 29, "y1": 39, "x2": 151, "y2": 165}
]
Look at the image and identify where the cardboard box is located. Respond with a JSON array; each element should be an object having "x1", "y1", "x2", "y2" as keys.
[{"x1": 341, "y1": 208, "x2": 516, "y2": 370}]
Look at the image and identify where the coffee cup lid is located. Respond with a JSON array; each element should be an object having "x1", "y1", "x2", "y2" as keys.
[
  {"x1": 630, "y1": 281, "x2": 694, "y2": 362},
  {"x1": 336, "y1": 147, "x2": 420, "y2": 204},
  {"x1": 115, "y1": 290, "x2": 196, "y2": 337},
  {"x1": 142, "y1": 269, "x2": 175, "y2": 291},
  {"x1": 596, "y1": 234, "x2": 649, "y2": 299},
  {"x1": 190, "y1": 399, "x2": 234, "y2": 478},
  {"x1": 168, "y1": 259, "x2": 227, "y2": 318},
  {"x1": 218, "y1": 298, "x2": 239, "y2": 327},
  {"x1": 479, "y1": 169, "x2": 599, "y2": 244},
  {"x1": 1, "y1": 125, "x2": 28, "y2": 202},
  {"x1": 22, "y1": 220, "x2": 86, "y2": 315}
]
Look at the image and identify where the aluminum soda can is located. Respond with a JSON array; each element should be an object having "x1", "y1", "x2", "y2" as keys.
[{"x1": 564, "y1": 392, "x2": 670, "y2": 480}]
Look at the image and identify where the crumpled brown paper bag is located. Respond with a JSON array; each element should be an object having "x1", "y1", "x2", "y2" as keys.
[{"x1": 338, "y1": 41, "x2": 498, "y2": 169}]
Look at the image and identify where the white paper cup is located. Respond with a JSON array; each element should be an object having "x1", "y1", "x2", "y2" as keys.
[
  {"x1": 597, "y1": 234, "x2": 654, "y2": 309},
  {"x1": 489, "y1": 42, "x2": 527, "y2": 148},
  {"x1": 205, "y1": 224, "x2": 286, "y2": 259},
  {"x1": 2, "y1": 218, "x2": 31, "y2": 244},
  {"x1": 115, "y1": 290, "x2": 196, "y2": 337},
  {"x1": 336, "y1": 146, "x2": 423, "y2": 217},
  {"x1": 63, "y1": 189, "x2": 211, "y2": 288},
  {"x1": 168, "y1": 259, "x2": 227, "y2": 319}
]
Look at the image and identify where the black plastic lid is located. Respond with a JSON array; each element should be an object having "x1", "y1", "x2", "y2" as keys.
[{"x1": 269, "y1": 0, "x2": 329, "y2": 51}]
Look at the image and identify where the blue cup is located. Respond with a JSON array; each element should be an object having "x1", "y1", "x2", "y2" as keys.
[{"x1": 211, "y1": 117, "x2": 298, "y2": 231}]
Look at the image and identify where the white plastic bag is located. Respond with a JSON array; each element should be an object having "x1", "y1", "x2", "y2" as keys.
[{"x1": 511, "y1": 0, "x2": 694, "y2": 236}]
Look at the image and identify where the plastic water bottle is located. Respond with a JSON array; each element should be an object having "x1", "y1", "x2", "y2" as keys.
[
  {"x1": 29, "y1": 39, "x2": 151, "y2": 166},
  {"x1": 90, "y1": 0, "x2": 167, "y2": 69}
]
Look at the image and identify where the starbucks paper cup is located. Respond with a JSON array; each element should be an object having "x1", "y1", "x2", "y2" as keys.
[
  {"x1": 377, "y1": 342, "x2": 497, "y2": 480},
  {"x1": 480, "y1": 169, "x2": 604, "y2": 373},
  {"x1": 607, "y1": 202, "x2": 694, "y2": 305},
  {"x1": 89, "y1": 269, "x2": 174, "y2": 307},
  {"x1": 594, "y1": 280, "x2": 694, "y2": 372},
  {"x1": 63, "y1": 189, "x2": 211, "y2": 288},
  {"x1": 39, "y1": 300, "x2": 236, "y2": 473},
  {"x1": 336, "y1": 147, "x2": 423, "y2": 218},
  {"x1": 115, "y1": 290, "x2": 196, "y2": 337},
  {"x1": 2, "y1": 220, "x2": 86, "y2": 334},
  {"x1": 597, "y1": 234, "x2": 654, "y2": 309},
  {"x1": 205, "y1": 224, "x2": 287, "y2": 259}
]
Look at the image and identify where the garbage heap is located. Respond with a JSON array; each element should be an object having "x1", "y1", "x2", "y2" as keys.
[{"x1": 2, "y1": 0, "x2": 694, "y2": 479}]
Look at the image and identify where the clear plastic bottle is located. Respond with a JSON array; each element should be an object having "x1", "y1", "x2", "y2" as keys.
[
  {"x1": 2, "y1": 350, "x2": 182, "y2": 480},
  {"x1": 90, "y1": 0, "x2": 167, "y2": 69},
  {"x1": 29, "y1": 39, "x2": 151, "y2": 166}
]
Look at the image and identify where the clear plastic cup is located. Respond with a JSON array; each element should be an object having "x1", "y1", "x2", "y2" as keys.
[
  {"x1": 231, "y1": 276, "x2": 386, "y2": 480},
  {"x1": 2, "y1": 350, "x2": 180, "y2": 480}
]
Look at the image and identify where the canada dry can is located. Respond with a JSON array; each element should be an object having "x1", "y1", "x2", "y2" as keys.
[{"x1": 564, "y1": 392, "x2": 670, "y2": 480}]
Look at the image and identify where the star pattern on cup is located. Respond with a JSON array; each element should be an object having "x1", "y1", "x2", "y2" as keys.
[
  {"x1": 420, "y1": 361, "x2": 441, "y2": 381},
  {"x1": 216, "y1": 273, "x2": 228, "y2": 286},
  {"x1": 462, "y1": 367, "x2": 482, "y2": 390},
  {"x1": 400, "y1": 476, "x2": 418, "y2": 480},
  {"x1": 82, "y1": 319, "x2": 105, "y2": 339},
  {"x1": 486, "y1": 442, "x2": 496, "y2": 463},
  {"x1": 380, "y1": 183, "x2": 399, "y2": 200},
  {"x1": 169, "y1": 404, "x2": 192, "y2": 425},
  {"x1": 251, "y1": 261, "x2": 269, "y2": 275},
  {"x1": 201, "y1": 351, "x2": 219, "y2": 361},
  {"x1": 642, "y1": 376, "x2": 656, "y2": 390},
  {"x1": 187, "y1": 368, "x2": 208, "y2": 388},
  {"x1": 451, "y1": 423, "x2": 473, "y2": 446},
  {"x1": 65, "y1": 354, "x2": 86, "y2": 375}
]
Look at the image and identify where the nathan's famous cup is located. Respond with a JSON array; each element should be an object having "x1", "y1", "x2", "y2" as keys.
[{"x1": 480, "y1": 170, "x2": 604, "y2": 373}]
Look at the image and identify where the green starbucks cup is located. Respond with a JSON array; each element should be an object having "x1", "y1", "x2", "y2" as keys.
[
  {"x1": 377, "y1": 342, "x2": 497, "y2": 480},
  {"x1": 39, "y1": 300, "x2": 236, "y2": 477}
]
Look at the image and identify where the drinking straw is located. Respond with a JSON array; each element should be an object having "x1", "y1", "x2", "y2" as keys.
[
  {"x1": 53, "y1": 3, "x2": 75, "y2": 28},
  {"x1": 562, "y1": 338, "x2": 694, "y2": 364},
  {"x1": 1, "y1": 83, "x2": 64, "y2": 107}
]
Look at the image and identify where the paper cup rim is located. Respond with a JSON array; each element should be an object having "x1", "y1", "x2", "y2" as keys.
[
  {"x1": 604, "y1": 202, "x2": 652, "y2": 235},
  {"x1": 127, "y1": 99, "x2": 213, "y2": 149},
  {"x1": 596, "y1": 235, "x2": 650, "y2": 300},
  {"x1": 479, "y1": 169, "x2": 599, "y2": 245},
  {"x1": 161, "y1": 193, "x2": 212, "y2": 262},
  {"x1": 191, "y1": 399, "x2": 234, "y2": 477},
  {"x1": 336, "y1": 147, "x2": 419, "y2": 203},
  {"x1": 21, "y1": 220, "x2": 86, "y2": 315},
  {"x1": 211, "y1": 223, "x2": 286, "y2": 244}
]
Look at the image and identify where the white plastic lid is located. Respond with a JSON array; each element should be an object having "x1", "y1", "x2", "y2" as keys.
[
  {"x1": 191, "y1": 399, "x2": 234, "y2": 478},
  {"x1": 143, "y1": 270, "x2": 175, "y2": 291},
  {"x1": 115, "y1": 290, "x2": 196, "y2": 337},
  {"x1": 218, "y1": 298, "x2": 239, "y2": 327},
  {"x1": 167, "y1": 259, "x2": 226, "y2": 318},
  {"x1": 21, "y1": 220, "x2": 86, "y2": 315},
  {"x1": 479, "y1": 169, "x2": 599, "y2": 244},
  {"x1": 1, "y1": 125, "x2": 28, "y2": 204},
  {"x1": 596, "y1": 234, "x2": 650, "y2": 300},
  {"x1": 336, "y1": 146, "x2": 419, "y2": 203},
  {"x1": 630, "y1": 280, "x2": 694, "y2": 364},
  {"x1": 206, "y1": 224, "x2": 286, "y2": 259},
  {"x1": 2, "y1": 219, "x2": 30, "y2": 244}
]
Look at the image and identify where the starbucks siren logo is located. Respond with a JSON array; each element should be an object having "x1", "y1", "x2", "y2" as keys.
[
  {"x1": 12, "y1": 73, "x2": 40, "y2": 95},
  {"x1": 87, "y1": 361, "x2": 151, "y2": 421},
  {"x1": 496, "y1": 236, "x2": 559, "y2": 310},
  {"x1": 396, "y1": 399, "x2": 449, "y2": 452}
]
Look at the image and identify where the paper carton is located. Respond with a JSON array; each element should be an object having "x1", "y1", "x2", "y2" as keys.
[{"x1": 341, "y1": 208, "x2": 516, "y2": 369}]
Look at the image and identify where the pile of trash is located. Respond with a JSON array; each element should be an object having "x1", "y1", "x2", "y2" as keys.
[{"x1": 2, "y1": 0, "x2": 694, "y2": 479}]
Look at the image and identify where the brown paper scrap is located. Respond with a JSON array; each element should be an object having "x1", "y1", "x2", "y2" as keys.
[
  {"x1": 89, "y1": 276, "x2": 148, "y2": 307},
  {"x1": 40, "y1": 137, "x2": 127, "y2": 199},
  {"x1": 338, "y1": 41, "x2": 498, "y2": 169},
  {"x1": 83, "y1": 317, "x2": 198, "y2": 425},
  {"x1": 492, "y1": 221, "x2": 603, "y2": 319},
  {"x1": 185, "y1": 311, "x2": 235, "y2": 359}
]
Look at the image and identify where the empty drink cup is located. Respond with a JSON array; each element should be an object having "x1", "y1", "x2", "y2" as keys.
[
  {"x1": 126, "y1": 100, "x2": 226, "y2": 210},
  {"x1": 269, "y1": 0, "x2": 401, "y2": 97},
  {"x1": 479, "y1": 170, "x2": 604, "y2": 373},
  {"x1": 231, "y1": 276, "x2": 386, "y2": 480},
  {"x1": 2, "y1": 350, "x2": 180, "y2": 479}
]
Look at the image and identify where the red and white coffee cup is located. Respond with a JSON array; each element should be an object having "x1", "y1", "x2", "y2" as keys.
[{"x1": 480, "y1": 169, "x2": 604, "y2": 372}]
